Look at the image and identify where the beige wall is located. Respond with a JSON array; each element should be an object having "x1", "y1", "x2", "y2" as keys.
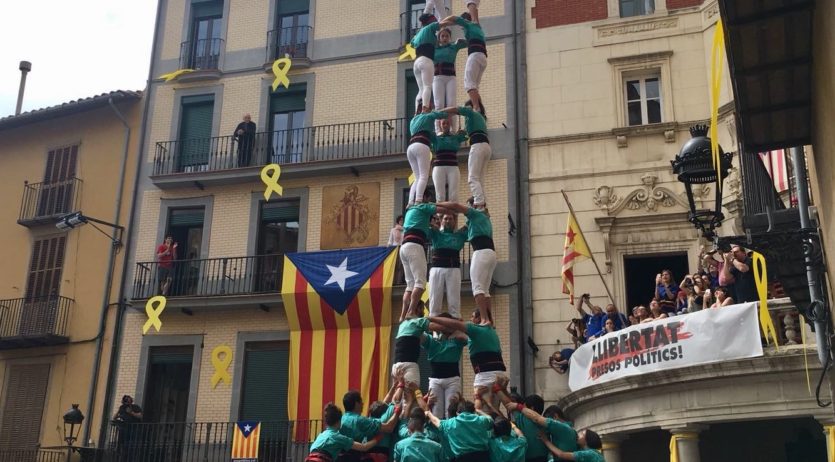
[{"x1": 0, "y1": 99, "x2": 143, "y2": 447}]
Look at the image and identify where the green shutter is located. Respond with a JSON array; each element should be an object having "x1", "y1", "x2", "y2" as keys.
[
  {"x1": 270, "y1": 84, "x2": 307, "y2": 113},
  {"x1": 169, "y1": 208, "x2": 205, "y2": 226},
  {"x1": 150, "y1": 346, "x2": 194, "y2": 364},
  {"x1": 405, "y1": 71, "x2": 419, "y2": 119},
  {"x1": 192, "y1": 0, "x2": 223, "y2": 17},
  {"x1": 179, "y1": 97, "x2": 214, "y2": 168},
  {"x1": 261, "y1": 202, "x2": 300, "y2": 222},
  {"x1": 277, "y1": 0, "x2": 309, "y2": 15},
  {"x1": 240, "y1": 343, "x2": 290, "y2": 422}
]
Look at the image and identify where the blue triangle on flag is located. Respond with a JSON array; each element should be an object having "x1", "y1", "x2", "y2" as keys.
[
  {"x1": 236, "y1": 421, "x2": 259, "y2": 437},
  {"x1": 286, "y1": 247, "x2": 395, "y2": 315}
]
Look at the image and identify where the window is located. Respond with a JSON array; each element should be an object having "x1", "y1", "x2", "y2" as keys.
[
  {"x1": 143, "y1": 346, "x2": 194, "y2": 424},
  {"x1": 620, "y1": 0, "x2": 655, "y2": 17},
  {"x1": 625, "y1": 75, "x2": 662, "y2": 126},
  {"x1": 189, "y1": 0, "x2": 223, "y2": 69},
  {"x1": 274, "y1": 0, "x2": 310, "y2": 59},
  {"x1": 255, "y1": 200, "x2": 300, "y2": 292},
  {"x1": 406, "y1": 71, "x2": 419, "y2": 119},
  {"x1": 166, "y1": 207, "x2": 205, "y2": 296},
  {"x1": 0, "y1": 364, "x2": 50, "y2": 450},
  {"x1": 269, "y1": 84, "x2": 307, "y2": 164},
  {"x1": 38, "y1": 145, "x2": 78, "y2": 217},
  {"x1": 178, "y1": 95, "x2": 215, "y2": 171},
  {"x1": 21, "y1": 236, "x2": 66, "y2": 335},
  {"x1": 239, "y1": 341, "x2": 290, "y2": 422}
]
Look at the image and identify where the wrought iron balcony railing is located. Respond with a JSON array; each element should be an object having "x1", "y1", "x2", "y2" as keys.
[
  {"x1": 179, "y1": 38, "x2": 225, "y2": 70},
  {"x1": 400, "y1": 9, "x2": 423, "y2": 43},
  {"x1": 18, "y1": 177, "x2": 82, "y2": 226},
  {"x1": 153, "y1": 118, "x2": 408, "y2": 176},
  {"x1": 0, "y1": 447, "x2": 65, "y2": 462},
  {"x1": 267, "y1": 26, "x2": 312, "y2": 61},
  {"x1": 104, "y1": 420, "x2": 322, "y2": 462},
  {"x1": 0, "y1": 296, "x2": 73, "y2": 349}
]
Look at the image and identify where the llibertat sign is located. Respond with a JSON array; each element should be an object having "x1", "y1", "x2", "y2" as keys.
[{"x1": 568, "y1": 302, "x2": 763, "y2": 391}]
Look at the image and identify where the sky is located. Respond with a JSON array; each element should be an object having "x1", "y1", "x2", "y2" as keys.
[{"x1": 0, "y1": 0, "x2": 158, "y2": 118}]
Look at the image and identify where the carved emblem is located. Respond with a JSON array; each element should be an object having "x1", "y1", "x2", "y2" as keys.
[
  {"x1": 325, "y1": 185, "x2": 376, "y2": 246},
  {"x1": 593, "y1": 173, "x2": 699, "y2": 215}
]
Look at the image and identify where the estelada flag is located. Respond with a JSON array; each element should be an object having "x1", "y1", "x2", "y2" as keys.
[
  {"x1": 281, "y1": 246, "x2": 398, "y2": 440},
  {"x1": 231, "y1": 421, "x2": 260, "y2": 461},
  {"x1": 561, "y1": 211, "x2": 592, "y2": 304}
]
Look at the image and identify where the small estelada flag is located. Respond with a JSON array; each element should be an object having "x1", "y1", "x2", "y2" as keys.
[{"x1": 231, "y1": 421, "x2": 260, "y2": 462}]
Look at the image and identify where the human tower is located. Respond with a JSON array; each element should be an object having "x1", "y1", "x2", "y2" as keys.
[{"x1": 306, "y1": 3, "x2": 605, "y2": 461}]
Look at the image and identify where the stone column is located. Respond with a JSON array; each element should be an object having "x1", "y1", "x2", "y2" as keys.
[
  {"x1": 601, "y1": 434, "x2": 624, "y2": 462},
  {"x1": 666, "y1": 425, "x2": 707, "y2": 462}
]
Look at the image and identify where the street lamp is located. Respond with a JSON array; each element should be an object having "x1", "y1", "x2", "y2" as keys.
[
  {"x1": 56, "y1": 211, "x2": 123, "y2": 245},
  {"x1": 670, "y1": 124, "x2": 733, "y2": 240},
  {"x1": 63, "y1": 404, "x2": 84, "y2": 461}
]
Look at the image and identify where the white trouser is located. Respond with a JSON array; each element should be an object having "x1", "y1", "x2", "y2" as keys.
[
  {"x1": 400, "y1": 242, "x2": 428, "y2": 290},
  {"x1": 407, "y1": 142, "x2": 432, "y2": 204},
  {"x1": 429, "y1": 376, "x2": 461, "y2": 418},
  {"x1": 471, "y1": 248, "x2": 496, "y2": 296},
  {"x1": 429, "y1": 267, "x2": 462, "y2": 318},
  {"x1": 432, "y1": 165, "x2": 460, "y2": 202},
  {"x1": 414, "y1": 56, "x2": 434, "y2": 112},
  {"x1": 392, "y1": 362, "x2": 420, "y2": 386},
  {"x1": 464, "y1": 52, "x2": 487, "y2": 92},
  {"x1": 473, "y1": 370, "x2": 504, "y2": 388},
  {"x1": 424, "y1": 0, "x2": 447, "y2": 19},
  {"x1": 433, "y1": 75, "x2": 458, "y2": 132},
  {"x1": 467, "y1": 142, "x2": 492, "y2": 206}
]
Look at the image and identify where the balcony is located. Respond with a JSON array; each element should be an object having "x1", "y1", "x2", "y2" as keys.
[
  {"x1": 400, "y1": 9, "x2": 422, "y2": 43},
  {"x1": 103, "y1": 420, "x2": 321, "y2": 462},
  {"x1": 0, "y1": 296, "x2": 73, "y2": 349},
  {"x1": 266, "y1": 26, "x2": 312, "y2": 67},
  {"x1": 0, "y1": 448, "x2": 65, "y2": 462},
  {"x1": 151, "y1": 118, "x2": 409, "y2": 189},
  {"x1": 18, "y1": 177, "x2": 82, "y2": 227},
  {"x1": 178, "y1": 38, "x2": 224, "y2": 81}
]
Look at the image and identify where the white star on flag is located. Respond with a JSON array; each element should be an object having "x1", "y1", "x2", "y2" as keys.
[
  {"x1": 244, "y1": 424, "x2": 252, "y2": 432},
  {"x1": 325, "y1": 257, "x2": 358, "y2": 291}
]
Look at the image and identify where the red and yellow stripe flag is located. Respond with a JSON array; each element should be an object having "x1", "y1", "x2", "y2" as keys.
[
  {"x1": 281, "y1": 247, "x2": 398, "y2": 441},
  {"x1": 561, "y1": 211, "x2": 592, "y2": 304}
]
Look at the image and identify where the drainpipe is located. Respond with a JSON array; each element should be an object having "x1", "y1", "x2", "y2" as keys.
[
  {"x1": 790, "y1": 146, "x2": 830, "y2": 366},
  {"x1": 512, "y1": 0, "x2": 533, "y2": 392}
]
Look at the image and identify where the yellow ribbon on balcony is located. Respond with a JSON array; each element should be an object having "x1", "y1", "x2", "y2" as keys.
[
  {"x1": 752, "y1": 251, "x2": 779, "y2": 347},
  {"x1": 260, "y1": 163, "x2": 284, "y2": 201},
  {"x1": 669, "y1": 432, "x2": 698, "y2": 462},
  {"x1": 211, "y1": 345, "x2": 233, "y2": 388},
  {"x1": 142, "y1": 296, "x2": 167, "y2": 335},
  {"x1": 158, "y1": 69, "x2": 195, "y2": 82},
  {"x1": 709, "y1": 20, "x2": 725, "y2": 193},
  {"x1": 825, "y1": 425, "x2": 835, "y2": 462},
  {"x1": 271, "y1": 57, "x2": 292, "y2": 91},
  {"x1": 398, "y1": 43, "x2": 417, "y2": 62}
]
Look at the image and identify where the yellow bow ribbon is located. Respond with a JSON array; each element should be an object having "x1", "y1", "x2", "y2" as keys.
[
  {"x1": 260, "y1": 163, "x2": 284, "y2": 201},
  {"x1": 210, "y1": 345, "x2": 233, "y2": 388},
  {"x1": 709, "y1": 20, "x2": 725, "y2": 193},
  {"x1": 398, "y1": 43, "x2": 417, "y2": 62},
  {"x1": 669, "y1": 432, "x2": 698, "y2": 462},
  {"x1": 142, "y1": 296, "x2": 167, "y2": 335},
  {"x1": 159, "y1": 69, "x2": 195, "y2": 82},
  {"x1": 825, "y1": 425, "x2": 835, "y2": 462},
  {"x1": 800, "y1": 313, "x2": 812, "y2": 395},
  {"x1": 752, "y1": 251, "x2": 779, "y2": 347},
  {"x1": 421, "y1": 281, "x2": 431, "y2": 316},
  {"x1": 271, "y1": 57, "x2": 292, "y2": 91}
]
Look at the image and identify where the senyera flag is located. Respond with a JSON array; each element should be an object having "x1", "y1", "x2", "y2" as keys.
[
  {"x1": 561, "y1": 210, "x2": 591, "y2": 303},
  {"x1": 568, "y1": 302, "x2": 763, "y2": 391},
  {"x1": 231, "y1": 420, "x2": 260, "y2": 461},
  {"x1": 281, "y1": 246, "x2": 397, "y2": 441}
]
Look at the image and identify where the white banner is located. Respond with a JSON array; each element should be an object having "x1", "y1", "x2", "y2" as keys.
[{"x1": 568, "y1": 302, "x2": 763, "y2": 391}]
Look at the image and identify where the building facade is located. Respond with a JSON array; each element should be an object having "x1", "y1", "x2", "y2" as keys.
[
  {"x1": 110, "y1": 0, "x2": 525, "y2": 455},
  {"x1": 0, "y1": 91, "x2": 142, "y2": 457}
]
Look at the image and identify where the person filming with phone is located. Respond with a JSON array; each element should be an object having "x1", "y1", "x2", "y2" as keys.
[{"x1": 156, "y1": 236, "x2": 178, "y2": 296}]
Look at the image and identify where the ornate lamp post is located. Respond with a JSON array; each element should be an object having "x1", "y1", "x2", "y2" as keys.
[{"x1": 63, "y1": 404, "x2": 84, "y2": 462}]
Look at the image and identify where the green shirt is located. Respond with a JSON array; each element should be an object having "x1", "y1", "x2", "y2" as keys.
[
  {"x1": 340, "y1": 411, "x2": 381, "y2": 442},
  {"x1": 465, "y1": 322, "x2": 502, "y2": 356},
  {"x1": 428, "y1": 227, "x2": 468, "y2": 251},
  {"x1": 546, "y1": 419, "x2": 579, "y2": 453},
  {"x1": 438, "y1": 412, "x2": 493, "y2": 456},
  {"x1": 394, "y1": 432, "x2": 445, "y2": 462},
  {"x1": 397, "y1": 317, "x2": 430, "y2": 338},
  {"x1": 422, "y1": 334, "x2": 466, "y2": 363},
  {"x1": 454, "y1": 17, "x2": 485, "y2": 42},
  {"x1": 433, "y1": 132, "x2": 467, "y2": 153},
  {"x1": 513, "y1": 413, "x2": 548, "y2": 459},
  {"x1": 489, "y1": 434, "x2": 528, "y2": 462},
  {"x1": 410, "y1": 111, "x2": 447, "y2": 137},
  {"x1": 574, "y1": 449, "x2": 605, "y2": 462},
  {"x1": 465, "y1": 207, "x2": 492, "y2": 240},
  {"x1": 310, "y1": 427, "x2": 354, "y2": 458},
  {"x1": 435, "y1": 40, "x2": 467, "y2": 64},
  {"x1": 404, "y1": 203, "x2": 437, "y2": 237},
  {"x1": 373, "y1": 404, "x2": 397, "y2": 449},
  {"x1": 411, "y1": 22, "x2": 441, "y2": 48},
  {"x1": 458, "y1": 106, "x2": 487, "y2": 134}
]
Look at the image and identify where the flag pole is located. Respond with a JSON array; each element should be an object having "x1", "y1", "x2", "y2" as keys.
[{"x1": 560, "y1": 189, "x2": 616, "y2": 305}]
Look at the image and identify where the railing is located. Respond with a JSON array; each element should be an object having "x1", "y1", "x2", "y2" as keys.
[
  {"x1": 400, "y1": 9, "x2": 423, "y2": 43},
  {"x1": 132, "y1": 254, "x2": 286, "y2": 300},
  {"x1": 0, "y1": 448, "x2": 65, "y2": 462},
  {"x1": 0, "y1": 296, "x2": 73, "y2": 339},
  {"x1": 267, "y1": 26, "x2": 312, "y2": 61},
  {"x1": 153, "y1": 118, "x2": 408, "y2": 176},
  {"x1": 179, "y1": 38, "x2": 224, "y2": 70},
  {"x1": 103, "y1": 420, "x2": 322, "y2": 462},
  {"x1": 18, "y1": 177, "x2": 82, "y2": 225},
  {"x1": 394, "y1": 245, "x2": 474, "y2": 285}
]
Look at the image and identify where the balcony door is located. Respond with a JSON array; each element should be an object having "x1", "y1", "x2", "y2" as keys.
[
  {"x1": 269, "y1": 85, "x2": 306, "y2": 164},
  {"x1": 239, "y1": 341, "x2": 290, "y2": 458},
  {"x1": 0, "y1": 364, "x2": 50, "y2": 451},
  {"x1": 623, "y1": 253, "x2": 689, "y2": 311},
  {"x1": 255, "y1": 200, "x2": 300, "y2": 292},
  {"x1": 190, "y1": 0, "x2": 222, "y2": 69},
  {"x1": 274, "y1": 0, "x2": 309, "y2": 59},
  {"x1": 38, "y1": 145, "x2": 78, "y2": 218},
  {"x1": 166, "y1": 208, "x2": 205, "y2": 296},
  {"x1": 178, "y1": 95, "x2": 214, "y2": 172},
  {"x1": 21, "y1": 236, "x2": 66, "y2": 335}
]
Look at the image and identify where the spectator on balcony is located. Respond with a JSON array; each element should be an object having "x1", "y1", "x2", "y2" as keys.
[
  {"x1": 574, "y1": 294, "x2": 605, "y2": 341},
  {"x1": 156, "y1": 236, "x2": 177, "y2": 296},
  {"x1": 549, "y1": 348, "x2": 574, "y2": 375},
  {"x1": 113, "y1": 395, "x2": 143, "y2": 460},
  {"x1": 233, "y1": 114, "x2": 257, "y2": 167},
  {"x1": 723, "y1": 245, "x2": 757, "y2": 303},
  {"x1": 429, "y1": 213, "x2": 467, "y2": 318},
  {"x1": 706, "y1": 286, "x2": 734, "y2": 309},
  {"x1": 432, "y1": 119, "x2": 467, "y2": 202},
  {"x1": 654, "y1": 269, "x2": 679, "y2": 314},
  {"x1": 589, "y1": 318, "x2": 615, "y2": 341},
  {"x1": 605, "y1": 303, "x2": 630, "y2": 329},
  {"x1": 307, "y1": 403, "x2": 383, "y2": 462},
  {"x1": 633, "y1": 305, "x2": 652, "y2": 324},
  {"x1": 439, "y1": 103, "x2": 490, "y2": 208},
  {"x1": 433, "y1": 28, "x2": 467, "y2": 132},
  {"x1": 388, "y1": 216, "x2": 404, "y2": 246},
  {"x1": 411, "y1": 14, "x2": 441, "y2": 115},
  {"x1": 565, "y1": 317, "x2": 586, "y2": 348},
  {"x1": 440, "y1": 12, "x2": 486, "y2": 113},
  {"x1": 408, "y1": 111, "x2": 447, "y2": 207},
  {"x1": 647, "y1": 300, "x2": 668, "y2": 321}
]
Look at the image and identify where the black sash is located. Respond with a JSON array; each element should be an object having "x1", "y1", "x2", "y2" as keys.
[
  {"x1": 394, "y1": 335, "x2": 422, "y2": 362},
  {"x1": 431, "y1": 248, "x2": 461, "y2": 268},
  {"x1": 416, "y1": 43, "x2": 435, "y2": 60},
  {"x1": 467, "y1": 39, "x2": 487, "y2": 56},
  {"x1": 471, "y1": 236, "x2": 495, "y2": 251},
  {"x1": 434, "y1": 62, "x2": 456, "y2": 76},
  {"x1": 469, "y1": 131, "x2": 489, "y2": 144},
  {"x1": 410, "y1": 131, "x2": 432, "y2": 147},
  {"x1": 470, "y1": 351, "x2": 506, "y2": 373},
  {"x1": 403, "y1": 229, "x2": 427, "y2": 247},
  {"x1": 432, "y1": 150, "x2": 458, "y2": 167},
  {"x1": 430, "y1": 361, "x2": 460, "y2": 379}
]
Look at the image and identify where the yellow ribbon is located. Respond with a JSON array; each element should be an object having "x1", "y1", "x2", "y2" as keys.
[
  {"x1": 142, "y1": 296, "x2": 167, "y2": 335},
  {"x1": 271, "y1": 58, "x2": 292, "y2": 91},
  {"x1": 709, "y1": 20, "x2": 725, "y2": 194},
  {"x1": 669, "y1": 432, "x2": 698, "y2": 462},
  {"x1": 752, "y1": 251, "x2": 780, "y2": 347},
  {"x1": 800, "y1": 313, "x2": 812, "y2": 395},
  {"x1": 825, "y1": 425, "x2": 835, "y2": 462},
  {"x1": 210, "y1": 345, "x2": 233, "y2": 388},
  {"x1": 421, "y1": 281, "x2": 430, "y2": 315},
  {"x1": 159, "y1": 69, "x2": 194, "y2": 82},
  {"x1": 260, "y1": 163, "x2": 284, "y2": 201},
  {"x1": 398, "y1": 43, "x2": 417, "y2": 62}
]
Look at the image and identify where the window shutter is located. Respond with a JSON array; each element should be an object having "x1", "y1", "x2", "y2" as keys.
[
  {"x1": 26, "y1": 236, "x2": 66, "y2": 299},
  {"x1": 0, "y1": 364, "x2": 50, "y2": 449},
  {"x1": 240, "y1": 342, "x2": 289, "y2": 423},
  {"x1": 277, "y1": 0, "x2": 309, "y2": 15},
  {"x1": 261, "y1": 202, "x2": 300, "y2": 222},
  {"x1": 168, "y1": 208, "x2": 206, "y2": 227},
  {"x1": 270, "y1": 84, "x2": 307, "y2": 113}
]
